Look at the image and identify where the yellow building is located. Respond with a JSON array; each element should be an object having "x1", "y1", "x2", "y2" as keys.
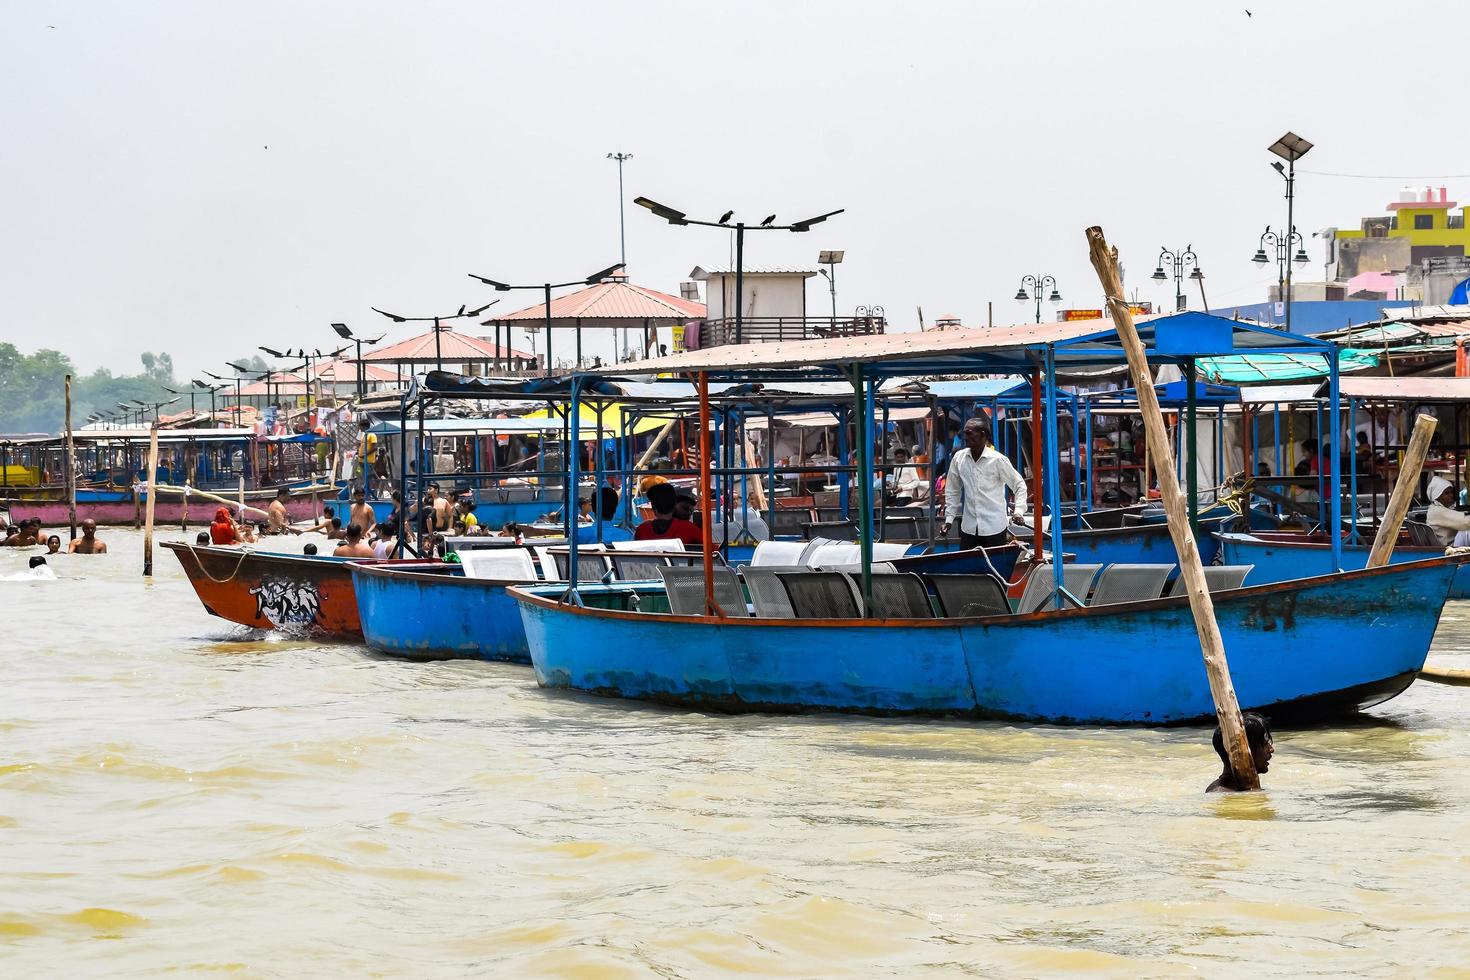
[{"x1": 1335, "y1": 186, "x2": 1470, "y2": 277}]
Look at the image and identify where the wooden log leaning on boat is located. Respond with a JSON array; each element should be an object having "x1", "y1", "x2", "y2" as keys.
[
  {"x1": 1086, "y1": 226, "x2": 1259, "y2": 791},
  {"x1": 1367, "y1": 414, "x2": 1436, "y2": 568},
  {"x1": 143, "y1": 422, "x2": 160, "y2": 577}
]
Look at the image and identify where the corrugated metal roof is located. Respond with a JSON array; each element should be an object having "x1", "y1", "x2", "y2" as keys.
[
  {"x1": 1326, "y1": 377, "x2": 1470, "y2": 402},
  {"x1": 359, "y1": 329, "x2": 533, "y2": 363},
  {"x1": 1239, "y1": 384, "x2": 1320, "y2": 404},
  {"x1": 485, "y1": 280, "x2": 704, "y2": 325},
  {"x1": 690, "y1": 265, "x2": 818, "y2": 278}
]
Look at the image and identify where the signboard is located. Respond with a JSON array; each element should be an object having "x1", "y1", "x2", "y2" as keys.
[
  {"x1": 671, "y1": 325, "x2": 686, "y2": 352},
  {"x1": 1059, "y1": 309, "x2": 1104, "y2": 321}
]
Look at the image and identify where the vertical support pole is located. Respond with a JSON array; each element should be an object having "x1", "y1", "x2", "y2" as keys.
[
  {"x1": 1030, "y1": 369, "x2": 1044, "y2": 557},
  {"x1": 594, "y1": 401, "x2": 606, "y2": 543},
  {"x1": 64, "y1": 373, "x2": 77, "y2": 540},
  {"x1": 396, "y1": 394, "x2": 409, "y2": 556},
  {"x1": 1327, "y1": 344, "x2": 1343, "y2": 568},
  {"x1": 565, "y1": 378, "x2": 583, "y2": 603},
  {"x1": 836, "y1": 409, "x2": 850, "y2": 519},
  {"x1": 877, "y1": 383, "x2": 888, "y2": 540},
  {"x1": 1044, "y1": 347, "x2": 1065, "y2": 606},
  {"x1": 1273, "y1": 404, "x2": 1282, "y2": 477},
  {"x1": 697, "y1": 371, "x2": 720, "y2": 616},
  {"x1": 1083, "y1": 398, "x2": 1094, "y2": 512},
  {"x1": 851, "y1": 364, "x2": 874, "y2": 611},
  {"x1": 1087, "y1": 225, "x2": 1258, "y2": 791},
  {"x1": 544, "y1": 283, "x2": 553, "y2": 376},
  {"x1": 765, "y1": 405, "x2": 777, "y2": 536},
  {"x1": 143, "y1": 423, "x2": 160, "y2": 577},
  {"x1": 734, "y1": 225, "x2": 745, "y2": 345},
  {"x1": 1186, "y1": 359, "x2": 1199, "y2": 533},
  {"x1": 1348, "y1": 397, "x2": 1359, "y2": 544}
]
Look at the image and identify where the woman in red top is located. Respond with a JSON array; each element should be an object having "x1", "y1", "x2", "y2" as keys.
[{"x1": 209, "y1": 507, "x2": 240, "y2": 545}]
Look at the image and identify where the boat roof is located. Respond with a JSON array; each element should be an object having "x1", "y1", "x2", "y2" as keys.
[
  {"x1": 1313, "y1": 376, "x2": 1470, "y2": 403},
  {"x1": 367, "y1": 417, "x2": 567, "y2": 436},
  {"x1": 578, "y1": 312, "x2": 1333, "y2": 381}
]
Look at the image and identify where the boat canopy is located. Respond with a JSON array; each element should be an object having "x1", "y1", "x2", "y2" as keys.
[{"x1": 1315, "y1": 376, "x2": 1470, "y2": 403}]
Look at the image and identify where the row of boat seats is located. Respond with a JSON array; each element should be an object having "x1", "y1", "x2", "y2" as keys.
[
  {"x1": 1017, "y1": 563, "x2": 1254, "y2": 613},
  {"x1": 658, "y1": 565, "x2": 1012, "y2": 620}
]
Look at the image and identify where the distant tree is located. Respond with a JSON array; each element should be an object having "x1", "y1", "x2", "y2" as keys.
[
  {"x1": 230, "y1": 354, "x2": 269, "y2": 375},
  {"x1": 0, "y1": 343, "x2": 180, "y2": 434}
]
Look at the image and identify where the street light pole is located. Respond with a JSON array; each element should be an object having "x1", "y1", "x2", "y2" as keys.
[
  {"x1": 1267, "y1": 132, "x2": 1314, "y2": 333},
  {"x1": 1152, "y1": 246, "x2": 1204, "y2": 312},
  {"x1": 607, "y1": 152, "x2": 633, "y2": 268},
  {"x1": 631, "y1": 197, "x2": 844, "y2": 347},
  {"x1": 369, "y1": 303, "x2": 498, "y2": 375},
  {"x1": 818, "y1": 250, "x2": 844, "y2": 332},
  {"x1": 1015, "y1": 275, "x2": 1062, "y2": 324}
]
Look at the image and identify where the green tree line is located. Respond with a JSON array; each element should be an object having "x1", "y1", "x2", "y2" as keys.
[{"x1": 0, "y1": 344, "x2": 184, "y2": 435}]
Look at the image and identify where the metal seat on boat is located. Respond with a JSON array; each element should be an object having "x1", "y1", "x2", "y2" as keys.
[
  {"x1": 458, "y1": 549, "x2": 538, "y2": 581},
  {"x1": 802, "y1": 520, "x2": 858, "y2": 541},
  {"x1": 769, "y1": 509, "x2": 812, "y2": 537},
  {"x1": 609, "y1": 552, "x2": 671, "y2": 582},
  {"x1": 740, "y1": 567, "x2": 797, "y2": 618},
  {"x1": 1018, "y1": 563, "x2": 1103, "y2": 613},
  {"x1": 610, "y1": 539, "x2": 687, "y2": 552},
  {"x1": 853, "y1": 572, "x2": 934, "y2": 618},
  {"x1": 875, "y1": 514, "x2": 921, "y2": 541},
  {"x1": 1167, "y1": 564, "x2": 1254, "y2": 596},
  {"x1": 1087, "y1": 564, "x2": 1174, "y2": 606},
  {"x1": 1405, "y1": 521, "x2": 1439, "y2": 548},
  {"x1": 750, "y1": 540, "x2": 810, "y2": 566},
  {"x1": 659, "y1": 566, "x2": 749, "y2": 616},
  {"x1": 924, "y1": 574, "x2": 1010, "y2": 617},
  {"x1": 778, "y1": 570, "x2": 863, "y2": 619},
  {"x1": 806, "y1": 541, "x2": 910, "y2": 569},
  {"x1": 534, "y1": 546, "x2": 611, "y2": 583}
]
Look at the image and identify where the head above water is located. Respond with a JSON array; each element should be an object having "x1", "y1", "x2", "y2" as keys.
[
  {"x1": 353, "y1": 488, "x2": 366, "y2": 503},
  {"x1": 80, "y1": 519, "x2": 97, "y2": 538},
  {"x1": 29, "y1": 556, "x2": 46, "y2": 569},
  {"x1": 303, "y1": 542, "x2": 318, "y2": 555},
  {"x1": 1212, "y1": 711, "x2": 1274, "y2": 782},
  {"x1": 345, "y1": 522, "x2": 362, "y2": 542},
  {"x1": 46, "y1": 535, "x2": 61, "y2": 553},
  {"x1": 195, "y1": 531, "x2": 210, "y2": 545}
]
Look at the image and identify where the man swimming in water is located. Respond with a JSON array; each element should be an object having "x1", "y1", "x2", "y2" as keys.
[
  {"x1": 332, "y1": 522, "x2": 376, "y2": 558},
  {"x1": 68, "y1": 519, "x2": 108, "y2": 554},
  {"x1": 267, "y1": 488, "x2": 301, "y2": 535},
  {"x1": 1206, "y1": 712, "x2": 1273, "y2": 792}
]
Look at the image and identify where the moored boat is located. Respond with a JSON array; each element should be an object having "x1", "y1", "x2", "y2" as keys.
[
  {"x1": 351, "y1": 562, "x2": 534, "y2": 662},
  {"x1": 1216, "y1": 530, "x2": 1470, "y2": 598},
  {"x1": 164, "y1": 542, "x2": 422, "y2": 636},
  {"x1": 511, "y1": 556, "x2": 1463, "y2": 724}
]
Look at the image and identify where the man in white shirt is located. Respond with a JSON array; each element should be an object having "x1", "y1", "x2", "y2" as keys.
[
  {"x1": 889, "y1": 447, "x2": 926, "y2": 500},
  {"x1": 1426, "y1": 475, "x2": 1470, "y2": 547},
  {"x1": 940, "y1": 418, "x2": 1027, "y2": 549}
]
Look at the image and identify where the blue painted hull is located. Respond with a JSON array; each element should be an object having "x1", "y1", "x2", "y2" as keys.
[
  {"x1": 1043, "y1": 516, "x2": 1229, "y2": 566},
  {"x1": 351, "y1": 563, "x2": 532, "y2": 663},
  {"x1": 1217, "y1": 532, "x2": 1470, "y2": 599},
  {"x1": 513, "y1": 558, "x2": 1460, "y2": 724}
]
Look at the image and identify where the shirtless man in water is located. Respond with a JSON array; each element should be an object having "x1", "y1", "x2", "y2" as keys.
[
  {"x1": 332, "y1": 522, "x2": 375, "y2": 558},
  {"x1": 349, "y1": 488, "x2": 376, "y2": 539},
  {"x1": 68, "y1": 519, "x2": 108, "y2": 554},
  {"x1": 428, "y1": 484, "x2": 453, "y2": 532},
  {"x1": 1206, "y1": 712, "x2": 1274, "y2": 793},
  {"x1": 267, "y1": 488, "x2": 301, "y2": 535}
]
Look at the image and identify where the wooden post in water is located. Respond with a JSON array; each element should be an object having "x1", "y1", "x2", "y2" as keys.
[
  {"x1": 143, "y1": 422, "x2": 160, "y2": 577},
  {"x1": 1086, "y1": 226, "x2": 1259, "y2": 790},
  {"x1": 237, "y1": 474, "x2": 246, "y2": 521},
  {"x1": 64, "y1": 373, "x2": 77, "y2": 540},
  {"x1": 1367, "y1": 414, "x2": 1437, "y2": 567}
]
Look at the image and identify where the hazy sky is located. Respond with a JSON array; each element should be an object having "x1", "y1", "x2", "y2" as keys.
[{"x1": 4, "y1": 0, "x2": 1469, "y2": 378}]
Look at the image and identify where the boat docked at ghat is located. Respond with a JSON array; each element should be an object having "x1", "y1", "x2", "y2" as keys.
[
  {"x1": 501, "y1": 311, "x2": 1465, "y2": 724},
  {"x1": 2, "y1": 427, "x2": 336, "y2": 526},
  {"x1": 163, "y1": 542, "x2": 430, "y2": 636}
]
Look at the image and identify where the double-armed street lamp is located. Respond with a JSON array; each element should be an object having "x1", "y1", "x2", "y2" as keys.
[
  {"x1": 330, "y1": 323, "x2": 385, "y2": 398},
  {"x1": 191, "y1": 380, "x2": 225, "y2": 424},
  {"x1": 1015, "y1": 275, "x2": 1062, "y2": 324},
  {"x1": 607, "y1": 151, "x2": 634, "y2": 267},
  {"x1": 368, "y1": 303, "x2": 498, "y2": 375},
  {"x1": 467, "y1": 266, "x2": 622, "y2": 373},
  {"x1": 1152, "y1": 246, "x2": 1206, "y2": 312},
  {"x1": 633, "y1": 197, "x2": 844, "y2": 345}
]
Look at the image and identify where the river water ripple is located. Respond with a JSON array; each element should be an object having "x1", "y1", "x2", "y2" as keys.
[{"x1": 3, "y1": 530, "x2": 1469, "y2": 976}]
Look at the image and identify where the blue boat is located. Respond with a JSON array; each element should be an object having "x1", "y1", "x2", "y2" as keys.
[
  {"x1": 1036, "y1": 514, "x2": 1231, "y2": 566},
  {"x1": 512, "y1": 556, "x2": 1461, "y2": 724},
  {"x1": 1216, "y1": 531, "x2": 1470, "y2": 599},
  {"x1": 351, "y1": 562, "x2": 533, "y2": 663}
]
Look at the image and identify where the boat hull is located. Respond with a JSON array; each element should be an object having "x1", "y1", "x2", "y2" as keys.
[
  {"x1": 1217, "y1": 531, "x2": 1470, "y2": 599},
  {"x1": 513, "y1": 558, "x2": 1460, "y2": 724},
  {"x1": 9, "y1": 488, "x2": 327, "y2": 527},
  {"x1": 351, "y1": 563, "x2": 532, "y2": 663},
  {"x1": 164, "y1": 543, "x2": 385, "y2": 636}
]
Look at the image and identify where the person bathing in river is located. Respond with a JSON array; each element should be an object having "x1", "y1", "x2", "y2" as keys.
[
  {"x1": 195, "y1": 531, "x2": 210, "y2": 546},
  {"x1": 349, "y1": 488, "x2": 376, "y2": 539},
  {"x1": 68, "y1": 519, "x2": 107, "y2": 554},
  {"x1": 267, "y1": 488, "x2": 300, "y2": 535},
  {"x1": 1206, "y1": 712, "x2": 1274, "y2": 793},
  {"x1": 209, "y1": 508, "x2": 239, "y2": 545},
  {"x1": 45, "y1": 535, "x2": 61, "y2": 555},
  {"x1": 940, "y1": 418, "x2": 1027, "y2": 549},
  {"x1": 1, "y1": 525, "x2": 18, "y2": 547},
  {"x1": 333, "y1": 522, "x2": 375, "y2": 558}
]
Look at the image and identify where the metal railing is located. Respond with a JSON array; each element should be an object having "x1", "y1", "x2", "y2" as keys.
[{"x1": 700, "y1": 315, "x2": 886, "y2": 348}]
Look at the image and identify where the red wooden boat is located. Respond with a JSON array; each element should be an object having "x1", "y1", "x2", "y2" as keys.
[{"x1": 164, "y1": 542, "x2": 431, "y2": 636}]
